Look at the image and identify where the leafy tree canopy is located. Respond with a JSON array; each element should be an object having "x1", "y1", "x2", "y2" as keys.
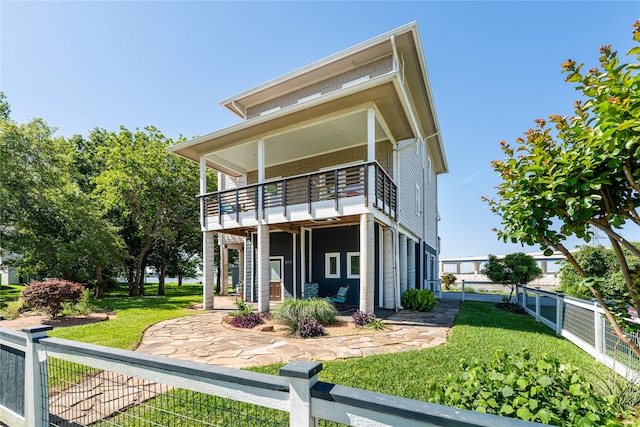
[{"x1": 485, "y1": 21, "x2": 640, "y2": 356}]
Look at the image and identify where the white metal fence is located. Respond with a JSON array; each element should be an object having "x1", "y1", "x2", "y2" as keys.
[
  {"x1": 0, "y1": 325, "x2": 542, "y2": 427},
  {"x1": 516, "y1": 285, "x2": 640, "y2": 384}
]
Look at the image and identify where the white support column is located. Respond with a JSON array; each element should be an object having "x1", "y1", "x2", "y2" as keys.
[
  {"x1": 360, "y1": 213, "x2": 375, "y2": 313},
  {"x1": 383, "y1": 227, "x2": 395, "y2": 309},
  {"x1": 407, "y1": 240, "x2": 416, "y2": 290},
  {"x1": 221, "y1": 244, "x2": 229, "y2": 296},
  {"x1": 203, "y1": 231, "x2": 216, "y2": 310},
  {"x1": 399, "y1": 234, "x2": 408, "y2": 296},
  {"x1": 239, "y1": 247, "x2": 245, "y2": 293},
  {"x1": 257, "y1": 223, "x2": 270, "y2": 313},
  {"x1": 367, "y1": 107, "x2": 376, "y2": 162},
  {"x1": 293, "y1": 233, "x2": 297, "y2": 299},
  {"x1": 258, "y1": 139, "x2": 266, "y2": 182},
  {"x1": 199, "y1": 157, "x2": 207, "y2": 229},
  {"x1": 199, "y1": 157, "x2": 207, "y2": 194},
  {"x1": 301, "y1": 228, "x2": 306, "y2": 288},
  {"x1": 378, "y1": 225, "x2": 384, "y2": 307}
]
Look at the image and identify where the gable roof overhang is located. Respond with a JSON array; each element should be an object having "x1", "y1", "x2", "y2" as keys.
[{"x1": 168, "y1": 22, "x2": 447, "y2": 176}]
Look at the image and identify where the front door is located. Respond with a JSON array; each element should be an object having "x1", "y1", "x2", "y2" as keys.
[{"x1": 269, "y1": 257, "x2": 283, "y2": 301}]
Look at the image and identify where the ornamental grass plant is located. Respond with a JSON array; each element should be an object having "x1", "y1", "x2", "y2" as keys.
[{"x1": 272, "y1": 298, "x2": 338, "y2": 336}]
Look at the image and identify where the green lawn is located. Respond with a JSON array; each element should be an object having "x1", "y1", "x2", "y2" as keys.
[
  {"x1": 0, "y1": 283, "x2": 25, "y2": 310},
  {"x1": 252, "y1": 301, "x2": 611, "y2": 401},
  {"x1": 48, "y1": 282, "x2": 204, "y2": 349},
  {"x1": 8, "y1": 286, "x2": 625, "y2": 424}
]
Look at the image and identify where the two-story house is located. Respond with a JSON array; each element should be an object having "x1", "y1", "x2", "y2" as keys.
[{"x1": 168, "y1": 22, "x2": 447, "y2": 314}]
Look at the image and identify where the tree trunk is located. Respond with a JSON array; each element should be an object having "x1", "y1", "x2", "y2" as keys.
[
  {"x1": 158, "y1": 265, "x2": 166, "y2": 296},
  {"x1": 135, "y1": 240, "x2": 153, "y2": 296},
  {"x1": 95, "y1": 264, "x2": 105, "y2": 299},
  {"x1": 178, "y1": 275, "x2": 183, "y2": 287},
  {"x1": 127, "y1": 266, "x2": 138, "y2": 296}
]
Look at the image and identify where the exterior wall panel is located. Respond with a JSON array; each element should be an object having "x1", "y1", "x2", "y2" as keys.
[
  {"x1": 247, "y1": 56, "x2": 393, "y2": 119},
  {"x1": 397, "y1": 138, "x2": 423, "y2": 238}
]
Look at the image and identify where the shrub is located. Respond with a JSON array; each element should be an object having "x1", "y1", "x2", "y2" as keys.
[
  {"x1": 229, "y1": 313, "x2": 264, "y2": 329},
  {"x1": 21, "y1": 279, "x2": 84, "y2": 317},
  {"x1": 0, "y1": 298, "x2": 27, "y2": 320},
  {"x1": 298, "y1": 319, "x2": 325, "y2": 338},
  {"x1": 229, "y1": 299, "x2": 252, "y2": 318},
  {"x1": 60, "y1": 289, "x2": 100, "y2": 316},
  {"x1": 273, "y1": 299, "x2": 338, "y2": 335},
  {"x1": 401, "y1": 289, "x2": 438, "y2": 311},
  {"x1": 352, "y1": 310, "x2": 376, "y2": 327},
  {"x1": 368, "y1": 319, "x2": 387, "y2": 330},
  {"x1": 427, "y1": 349, "x2": 622, "y2": 426},
  {"x1": 441, "y1": 273, "x2": 457, "y2": 290}
]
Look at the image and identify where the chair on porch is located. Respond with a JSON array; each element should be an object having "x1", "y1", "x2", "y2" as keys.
[
  {"x1": 326, "y1": 284, "x2": 350, "y2": 304},
  {"x1": 303, "y1": 283, "x2": 319, "y2": 300}
]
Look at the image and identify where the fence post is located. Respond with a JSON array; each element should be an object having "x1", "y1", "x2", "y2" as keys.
[
  {"x1": 593, "y1": 301, "x2": 605, "y2": 363},
  {"x1": 522, "y1": 284, "x2": 527, "y2": 309},
  {"x1": 280, "y1": 360, "x2": 322, "y2": 427},
  {"x1": 555, "y1": 292, "x2": 564, "y2": 336},
  {"x1": 535, "y1": 287, "x2": 541, "y2": 321},
  {"x1": 23, "y1": 325, "x2": 52, "y2": 427},
  {"x1": 461, "y1": 280, "x2": 465, "y2": 302}
]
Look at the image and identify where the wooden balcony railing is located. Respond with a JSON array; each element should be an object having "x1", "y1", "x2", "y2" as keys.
[{"x1": 199, "y1": 162, "x2": 397, "y2": 226}]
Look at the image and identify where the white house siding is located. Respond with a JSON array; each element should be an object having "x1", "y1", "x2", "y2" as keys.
[
  {"x1": 245, "y1": 141, "x2": 393, "y2": 184},
  {"x1": 246, "y1": 55, "x2": 394, "y2": 119},
  {"x1": 423, "y1": 150, "x2": 439, "y2": 249},
  {"x1": 397, "y1": 138, "x2": 424, "y2": 239}
]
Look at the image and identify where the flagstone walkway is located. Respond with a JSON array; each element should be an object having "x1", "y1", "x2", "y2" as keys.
[{"x1": 136, "y1": 297, "x2": 460, "y2": 368}]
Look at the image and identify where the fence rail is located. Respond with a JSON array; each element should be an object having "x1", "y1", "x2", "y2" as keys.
[
  {"x1": 516, "y1": 285, "x2": 640, "y2": 384},
  {"x1": 0, "y1": 326, "x2": 542, "y2": 427}
]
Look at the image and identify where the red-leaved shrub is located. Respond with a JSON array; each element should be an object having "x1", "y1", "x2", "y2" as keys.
[{"x1": 21, "y1": 279, "x2": 84, "y2": 317}]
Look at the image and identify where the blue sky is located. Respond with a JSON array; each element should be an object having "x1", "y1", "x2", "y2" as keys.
[{"x1": 1, "y1": 1, "x2": 639, "y2": 259}]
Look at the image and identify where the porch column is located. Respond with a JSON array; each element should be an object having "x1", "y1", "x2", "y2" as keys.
[
  {"x1": 203, "y1": 231, "x2": 216, "y2": 310},
  {"x1": 257, "y1": 223, "x2": 270, "y2": 313},
  {"x1": 399, "y1": 234, "x2": 408, "y2": 296},
  {"x1": 383, "y1": 227, "x2": 395, "y2": 309},
  {"x1": 221, "y1": 244, "x2": 229, "y2": 295},
  {"x1": 407, "y1": 240, "x2": 416, "y2": 290},
  {"x1": 360, "y1": 213, "x2": 375, "y2": 313},
  {"x1": 239, "y1": 247, "x2": 245, "y2": 292}
]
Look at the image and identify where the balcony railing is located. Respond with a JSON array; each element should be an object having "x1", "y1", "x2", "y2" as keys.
[{"x1": 200, "y1": 161, "x2": 397, "y2": 227}]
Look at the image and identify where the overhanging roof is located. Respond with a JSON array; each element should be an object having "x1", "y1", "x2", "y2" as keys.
[{"x1": 168, "y1": 22, "x2": 447, "y2": 175}]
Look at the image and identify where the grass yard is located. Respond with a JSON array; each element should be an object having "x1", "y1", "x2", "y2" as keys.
[
  {"x1": 48, "y1": 282, "x2": 204, "y2": 349},
  {"x1": 251, "y1": 301, "x2": 611, "y2": 401},
  {"x1": 0, "y1": 283, "x2": 24, "y2": 310}
]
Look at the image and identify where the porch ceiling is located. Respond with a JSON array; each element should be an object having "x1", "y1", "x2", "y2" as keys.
[
  {"x1": 216, "y1": 215, "x2": 362, "y2": 238},
  {"x1": 205, "y1": 109, "x2": 389, "y2": 175},
  {"x1": 169, "y1": 79, "x2": 413, "y2": 178}
]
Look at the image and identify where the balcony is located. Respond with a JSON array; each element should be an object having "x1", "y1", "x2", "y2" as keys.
[{"x1": 200, "y1": 162, "x2": 396, "y2": 232}]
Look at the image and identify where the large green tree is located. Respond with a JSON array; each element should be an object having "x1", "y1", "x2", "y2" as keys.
[
  {"x1": 485, "y1": 21, "x2": 640, "y2": 356},
  {"x1": 0, "y1": 97, "x2": 124, "y2": 293},
  {"x1": 93, "y1": 126, "x2": 202, "y2": 296}
]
